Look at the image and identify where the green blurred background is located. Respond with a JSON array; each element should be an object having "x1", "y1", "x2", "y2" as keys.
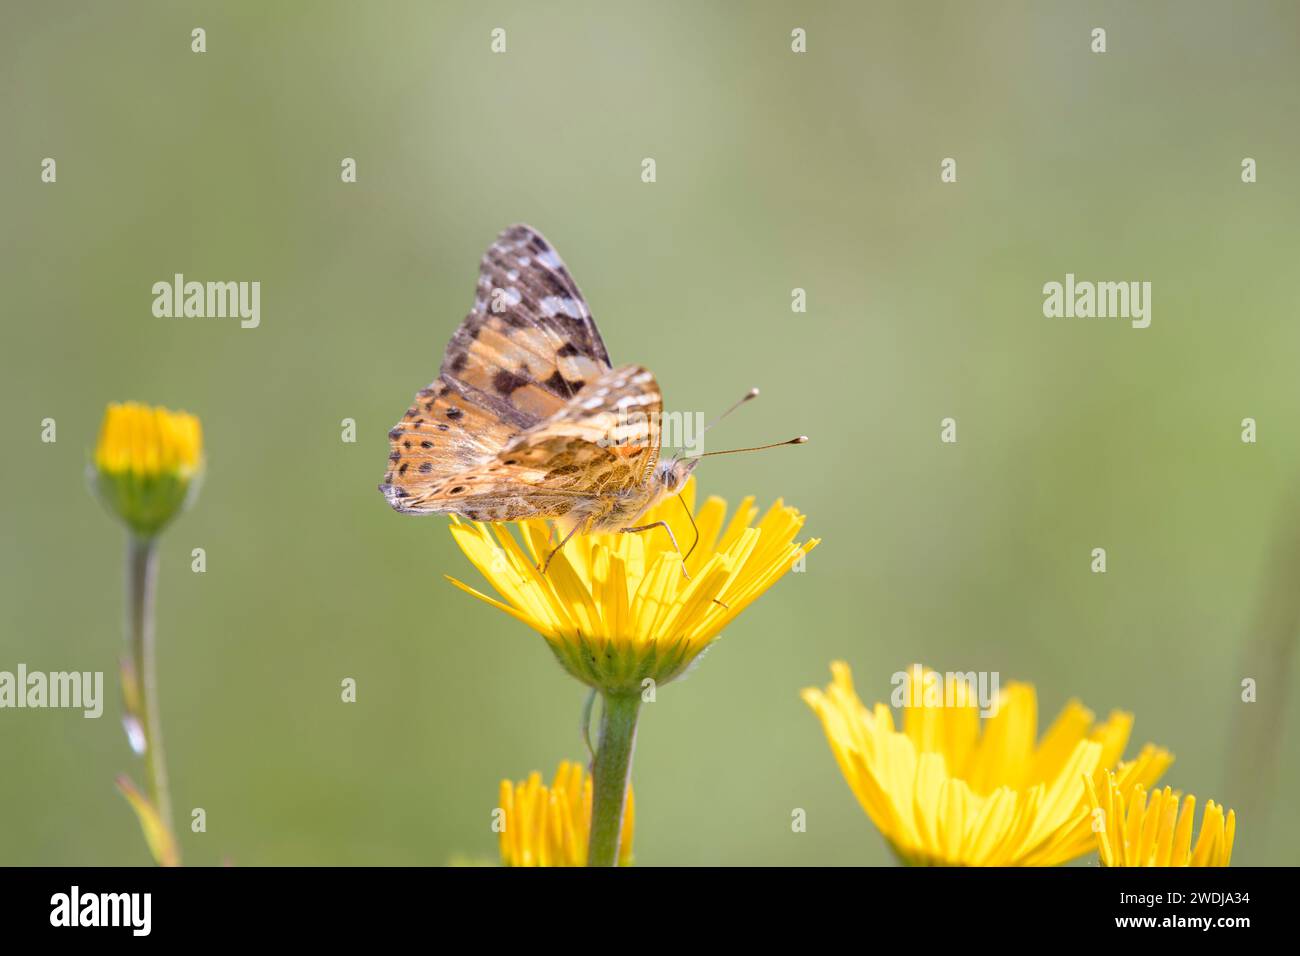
[{"x1": 2, "y1": 1, "x2": 1298, "y2": 866}]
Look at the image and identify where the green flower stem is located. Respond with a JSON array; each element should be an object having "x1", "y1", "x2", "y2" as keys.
[
  {"x1": 587, "y1": 692, "x2": 641, "y2": 867},
  {"x1": 126, "y1": 534, "x2": 176, "y2": 852}
]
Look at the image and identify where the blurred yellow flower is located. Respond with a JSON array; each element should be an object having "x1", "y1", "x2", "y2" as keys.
[
  {"x1": 499, "y1": 760, "x2": 634, "y2": 867},
  {"x1": 92, "y1": 401, "x2": 204, "y2": 865},
  {"x1": 447, "y1": 479, "x2": 818, "y2": 693},
  {"x1": 1086, "y1": 774, "x2": 1235, "y2": 867},
  {"x1": 93, "y1": 401, "x2": 204, "y2": 536},
  {"x1": 802, "y1": 662, "x2": 1172, "y2": 866},
  {"x1": 95, "y1": 401, "x2": 202, "y2": 478}
]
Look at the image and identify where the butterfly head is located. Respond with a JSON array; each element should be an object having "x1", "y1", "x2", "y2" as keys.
[{"x1": 653, "y1": 457, "x2": 700, "y2": 497}]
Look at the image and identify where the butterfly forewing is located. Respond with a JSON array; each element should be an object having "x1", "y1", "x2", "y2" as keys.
[{"x1": 443, "y1": 224, "x2": 612, "y2": 417}]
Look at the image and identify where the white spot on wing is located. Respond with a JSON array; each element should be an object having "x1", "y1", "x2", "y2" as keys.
[{"x1": 540, "y1": 295, "x2": 583, "y2": 319}]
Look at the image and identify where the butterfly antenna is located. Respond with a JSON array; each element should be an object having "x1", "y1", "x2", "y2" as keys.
[
  {"x1": 704, "y1": 387, "x2": 760, "y2": 433},
  {"x1": 682, "y1": 436, "x2": 808, "y2": 460}
]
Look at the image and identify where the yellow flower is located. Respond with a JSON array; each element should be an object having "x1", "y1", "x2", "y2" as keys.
[
  {"x1": 447, "y1": 480, "x2": 818, "y2": 693},
  {"x1": 93, "y1": 402, "x2": 203, "y2": 536},
  {"x1": 498, "y1": 760, "x2": 635, "y2": 867},
  {"x1": 1086, "y1": 774, "x2": 1235, "y2": 867},
  {"x1": 95, "y1": 401, "x2": 202, "y2": 479},
  {"x1": 802, "y1": 662, "x2": 1172, "y2": 866}
]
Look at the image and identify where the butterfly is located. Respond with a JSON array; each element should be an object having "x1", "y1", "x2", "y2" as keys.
[{"x1": 379, "y1": 224, "x2": 804, "y2": 571}]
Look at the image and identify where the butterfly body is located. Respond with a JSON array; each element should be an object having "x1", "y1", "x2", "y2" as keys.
[{"x1": 379, "y1": 225, "x2": 693, "y2": 537}]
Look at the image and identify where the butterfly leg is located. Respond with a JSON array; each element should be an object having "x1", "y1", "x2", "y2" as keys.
[
  {"x1": 538, "y1": 521, "x2": 583, "y2": 576},
  {"x1": 620, "y1": 521, "x2": 690, "y2": 578},
  {"x1": 620, "y1": 521, "x2": 730, "y2": 607}
]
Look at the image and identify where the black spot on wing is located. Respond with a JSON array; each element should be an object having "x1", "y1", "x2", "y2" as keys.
[
  {"x1": 493, "y1": 369, "x2": 528, "y2": 395},
  {"x1": 543, "y1": 370, "x2": 582, "y2": 398}
]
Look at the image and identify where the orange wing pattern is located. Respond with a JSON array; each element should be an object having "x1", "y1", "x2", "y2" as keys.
[
  {"x1": 389, "y1": 365, "x2": 663, "y2": 528},
  {"x1": 380, "y1": 224, "x2": 618, "y2": 513}
]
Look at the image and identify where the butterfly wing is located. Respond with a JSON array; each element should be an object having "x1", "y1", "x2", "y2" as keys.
[
  {"x1": 392, "y1": 365, "x2": 663, "y2": 526},
  {"x1": 381, "y1": 224, "x2": 614, "y2": 512},
  {"x1": 444, "y1": 223, "x2": 612, "y2": 420}
]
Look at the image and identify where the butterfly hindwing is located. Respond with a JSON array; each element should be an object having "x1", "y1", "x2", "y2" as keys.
[
  {"x1": 394, "y1": 366, "x2": 663, "y2": 524},
  {"x1": 502, "y1": 364, "x2": 661, "y2": 484},
  {"x1": 379, "y1": 378, "x2": 519, "y2": 511}
]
